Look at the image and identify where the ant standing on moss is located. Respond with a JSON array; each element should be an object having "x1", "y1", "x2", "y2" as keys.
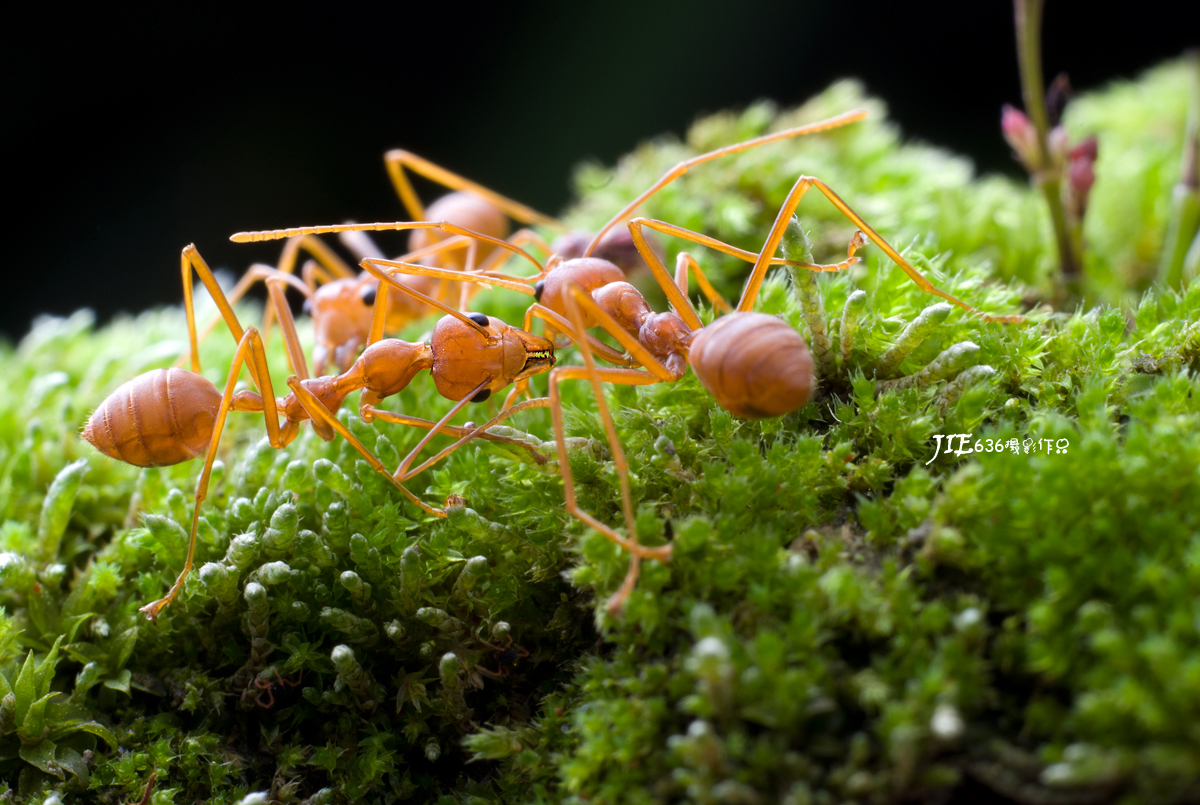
[
  {"x1": 475, "y1": 635, "x2": 530, "y2": 681},
  {"x1": 252, "y1": 667, "x2": 304, "y2": 711}
]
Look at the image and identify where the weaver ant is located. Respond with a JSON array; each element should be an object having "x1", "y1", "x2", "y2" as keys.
[
  {"x1": 188, "y1": 150, "x2": 567, "y2": 377},
  {"x1": 82, "y1": 232, "x2": 568, "y2": 621}
]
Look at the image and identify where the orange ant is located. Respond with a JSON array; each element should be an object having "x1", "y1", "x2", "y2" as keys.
[
  {"x1": 189, "y1": 151, "x2": 567, "y2": 377},
  {"x1": 82, "y1": 233, "x2": 569, "y2": 621}
]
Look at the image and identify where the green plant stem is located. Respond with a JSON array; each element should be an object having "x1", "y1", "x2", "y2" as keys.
[
  {"x1": 1158, "y1": 51, "x2": 1200, "y2": 288},
  {"x1": 1014, "y1": 0, "x2": 1081, "y2": 284}
]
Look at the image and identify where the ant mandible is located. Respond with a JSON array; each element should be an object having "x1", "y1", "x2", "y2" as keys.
[{"x1": 82, "y1": 232, "x2": 564, "y2": 621}]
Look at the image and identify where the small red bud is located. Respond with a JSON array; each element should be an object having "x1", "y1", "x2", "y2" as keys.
[
  {"x1": 1069, "y1": 135, "x2": 1098, "y2": 163},
  {"x1": 1063, "y1": 135, "x2": 1098, "y2": 220}
]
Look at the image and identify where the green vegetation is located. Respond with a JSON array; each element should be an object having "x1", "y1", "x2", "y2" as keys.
[{"x1": 0, "y1": 60, "x2": 1196, "y2": 804}]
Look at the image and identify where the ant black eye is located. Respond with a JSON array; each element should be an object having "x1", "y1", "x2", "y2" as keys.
[
  {"x1": 302, "y1": 298, "x2": 312, "y2": 315},
  {"x1": 360, "y1": 287, "x2": 377, "y2": 306},
  {"x1": 471, "y1": 388, "x2": 491, "y2": 403},
  {"x1": 534, "y1": 280, "x2": 545, "y2": 302},
  {"x1": 468, "y1": 312, "x2": 490, "y2": 327}
]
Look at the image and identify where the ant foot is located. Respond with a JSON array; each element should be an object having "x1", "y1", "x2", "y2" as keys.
[
  {"x1": 138, "y1": 597, "x2": 170, "y2": 622},
  {"x1": 632, "y1": 543, "x2": 673, "y2": 563}
]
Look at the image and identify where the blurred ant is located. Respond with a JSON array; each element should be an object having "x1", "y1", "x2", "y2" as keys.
[
  {"x1": 253, "y1": 667, "x2": 304, "y2": 711},
  {"x1": 191, "y1": 149, "x2": 566, "y2": 376},
  {"x1": 475, "y1": 635, "x2": 530, "y2": 681}
]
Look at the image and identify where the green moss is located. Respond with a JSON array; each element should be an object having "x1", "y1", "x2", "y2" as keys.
[{"x1": 0, "y1": 59, "x2": 1197, "y2": 804}]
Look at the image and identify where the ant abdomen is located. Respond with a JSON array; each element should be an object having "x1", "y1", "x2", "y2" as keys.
[
  {"x1": 82, "y1": 368, "x2": 221, "y2": 467},
  {"x1": 688, "y1": 312, "x2": 814, "y2": 419},
  {"x1": 551, "y1": 227, "x2": 664, "y2": 276},
  {"x1": 409, "y1": 192, "x2": 510, "y2": 268}
]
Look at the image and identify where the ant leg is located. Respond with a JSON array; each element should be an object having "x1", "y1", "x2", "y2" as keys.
[
  {"x1": 358, "y1": 260, "x2": 497, "y2": 338},
  {"x1": 388, "y1": 379, "x2": 489, "y2": 481},
  {"x1": 300, "y1": 259, "x2": 339, "y2": 291},
  {"x1": 285, "y1": 377, "x2": 445, "y2": 517},
  {"x1": 455, "y1": 239, "x2": 479, "y2": 309},
  {"x1": 738, "y1": 176, "x2": 1024, "y2": 323},
  {"x1": 265, "y1": 278, "x2": 310, "y2": 380},
  {"x1": 179, "y1": 246, "x2": 286, "y2": 393},
  {"x1": 339, "y1": 227, "x2": 386, "y2": 261},
  {"x1": 588, "y1": 109, "x2": 867, "y2": 253},
  {"x1": 554, "y1": 290, "x2": 672, "y2": 614},
  {"x1": 559, "y1": 284, "x2": 685, "y2": 382},
  {"x1": 674, "y1": 253, "x2": 732, "y2": 313},
  {"x1": 384, "y1": 149, "x2": 565, "y2": 230},
  {"x1": 276, "y1": 234, "x2": 357, "y2": 278},
  {"x1": 234, "y1": 222, "x2": 545, "y2": 277},
  {"x1": 341, "y1": 227, "x2": 476, "y2": 268},
  {"x1": 474, "y1": 228, "x2": 556, "y2": 278},
  {"x1": 179, "y1": 262, "x2": 313, "y2": 371},
  {"x1": 631, "y1": 217, "x2": 810, "y2": 268},
  {"x1": 363, "y1": 406, "x2": 549, "y2": 464},
  {"x1": 365, "y1": 259, "x2": 537, "y2": 297},
  {"x1": 626, "y1": 217, "x2": 840, "y2": 329},
  {"x1": 547, "y1": 369, "x2": 668, "y2": 558},
  {"x1": 260, "y1": 235, "x2": 359, "y2": 343},
  {"x1": 140, "y1": 327, "x2": 293, "y2": 620},
  {"x1": 500, "y1": 301, "x2": 650, "y2": 410},
  {"x1": 394, "y1": 397, "x2": 554, "y2": 479}
]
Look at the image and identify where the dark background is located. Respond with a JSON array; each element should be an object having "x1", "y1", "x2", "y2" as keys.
[{"x1": 4, "y1": 1, "x2": 1197, "y2": 342}]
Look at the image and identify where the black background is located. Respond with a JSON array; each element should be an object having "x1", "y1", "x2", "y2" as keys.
[{"x1": 5, "y1": 1, "x2": 1197, "y2": 342}]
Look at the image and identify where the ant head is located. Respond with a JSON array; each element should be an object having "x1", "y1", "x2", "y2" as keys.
[
  {"x1": 430, "y1": 314, "x2": 554, "y2": 402},
  {"x1": 308, "y1": 277, "x2": 377, "y2": 374}
]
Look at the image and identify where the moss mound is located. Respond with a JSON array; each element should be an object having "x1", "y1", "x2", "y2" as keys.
[{"x1": 1, "y1": 61, "x2": 1197, "y2": 804}]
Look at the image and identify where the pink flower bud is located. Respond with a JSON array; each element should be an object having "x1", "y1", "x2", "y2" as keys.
[{"x1": 1001, "y1": 105, "x2": 1041, "y2": 173}]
